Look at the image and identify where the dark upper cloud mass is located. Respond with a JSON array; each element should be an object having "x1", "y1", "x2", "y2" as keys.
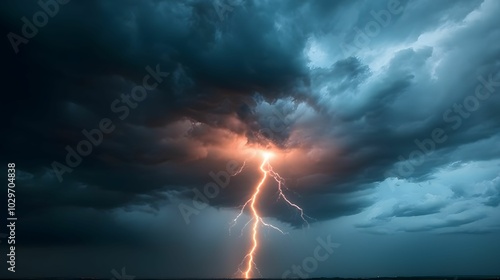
[{"x1": 1, "y1": 0, "x2": 500, "y2": 278}]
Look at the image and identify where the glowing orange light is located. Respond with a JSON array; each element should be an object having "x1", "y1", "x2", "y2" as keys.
[
  {"x1": 232, "y1": 149, "x2": 308, "y2": 279},
  {"x1": 262, "y1": 151, "x2": 274, "y2": 159}
]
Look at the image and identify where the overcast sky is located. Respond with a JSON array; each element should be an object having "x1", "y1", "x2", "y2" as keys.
[{"x1": 1, "y1": 0, "x2": 500, "y2": 278}]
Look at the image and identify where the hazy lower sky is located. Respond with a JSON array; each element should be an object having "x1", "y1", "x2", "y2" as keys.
[{"x1": 1, "y1": 0, "x2": 500, "y2": 278}]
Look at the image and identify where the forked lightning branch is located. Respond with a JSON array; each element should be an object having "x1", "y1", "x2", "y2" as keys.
[{"x1": 179, "y1": 150, "x2": 310, "y2": 279}]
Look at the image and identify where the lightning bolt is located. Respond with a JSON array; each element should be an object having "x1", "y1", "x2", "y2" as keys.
[{"x1": 231, "y1": 151, "x2": 308, "y2": 279}]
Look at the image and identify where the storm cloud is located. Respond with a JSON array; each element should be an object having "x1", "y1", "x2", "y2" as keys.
[{"x1": 1, "y1": 0, "x2": 500, "y2": 278}]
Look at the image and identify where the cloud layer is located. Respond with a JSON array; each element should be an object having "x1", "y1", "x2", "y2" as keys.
[{"x1": 1, "y1": 0, "x2": 500, "y2": 277}]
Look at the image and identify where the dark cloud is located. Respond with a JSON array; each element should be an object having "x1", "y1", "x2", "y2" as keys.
[{"x1": 1, "y1": 0, "x2": 500, "y2": 277}]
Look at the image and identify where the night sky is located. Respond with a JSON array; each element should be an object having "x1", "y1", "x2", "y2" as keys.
[{"x1": 1, "y1": 0, "x2": 500, "y2": 278}]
